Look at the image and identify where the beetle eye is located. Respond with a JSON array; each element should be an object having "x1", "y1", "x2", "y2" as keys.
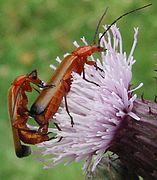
[
  {"x1": 31, "y1": 74, "x2": 37, "y2": 80},
  {"x1": 29, "y1": 70, "x2": 37, "y2": 79}
]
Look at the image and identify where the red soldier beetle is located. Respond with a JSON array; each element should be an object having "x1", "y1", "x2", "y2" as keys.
[
  {"x1": 30, "y1": 4, "x2": 151, "y2": 132},
  {"x1": 8, "y1": 70, "x2": 52, "y2": 157}
]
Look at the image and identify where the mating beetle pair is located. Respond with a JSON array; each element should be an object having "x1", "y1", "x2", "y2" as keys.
[{"x1": 8, "y1": 4, "x2": 151, "y2": 158}]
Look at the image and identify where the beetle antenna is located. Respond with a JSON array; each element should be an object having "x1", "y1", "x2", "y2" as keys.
[
  {"x1": 98, "y1": 3, "x2": 152, "y2": 45},
  {"x1": 93, "y1": 7, "x2": 108, "y2": 45}
]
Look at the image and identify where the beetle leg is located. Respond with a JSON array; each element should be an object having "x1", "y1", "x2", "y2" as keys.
[
  {"x1": 38, "y1": 122, "x2": 49, "y2": 134},
  {"x1": 54, "y1": 122, "x2": 62, "y2": 131},
  {"x1": 64, "y1": 94, "x2": 74, "y2": 126},
  {"x1": 82, "y1": 69, "x2": 100, "y2": 86}
]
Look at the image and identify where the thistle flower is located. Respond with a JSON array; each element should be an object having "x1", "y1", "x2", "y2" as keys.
[{"x1": 36, "y1": 25, "x2": 157, "y2": 179}]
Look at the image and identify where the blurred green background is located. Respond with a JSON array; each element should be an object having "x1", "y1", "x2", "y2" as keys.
[{"x1": 0, "y1": 0, "x2": 156, "y2": 179}]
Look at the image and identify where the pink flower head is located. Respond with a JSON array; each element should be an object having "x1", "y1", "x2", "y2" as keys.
[{"x1": 36, "y1": 25, "x2": 143, "y2": 172}]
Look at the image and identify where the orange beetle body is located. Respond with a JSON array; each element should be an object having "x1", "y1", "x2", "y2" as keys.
[
  {"x1": 30, "y1": 45, "x2": 103, "y2": 131},
  {"x1": 8, "y1": 70, "x2": 50, "y2": 157}
]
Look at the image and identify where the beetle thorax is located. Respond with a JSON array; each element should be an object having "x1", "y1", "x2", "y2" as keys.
[
  {"x1": 13, "y1": 75, "x2": 27, "y2": 86},
  {"x1": 72, "y1": 45, "x2": 99, "y2": 57}
]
